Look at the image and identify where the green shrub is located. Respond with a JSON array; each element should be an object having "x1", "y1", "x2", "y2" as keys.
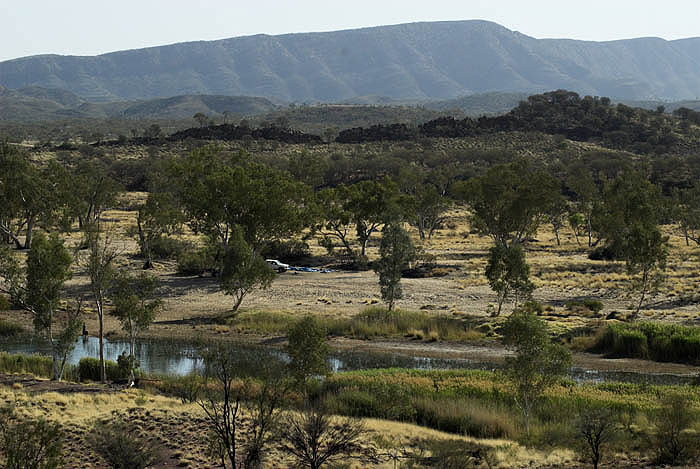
[
  {"x1": 177, "y1": 247, "x2": 215, "y2": 276},
  {"x1": 260, "y1": 239, "x2": 310, "y2": 262},
  {"x1": 149, "y1": 236, "x2": 192, "y2": 260},
  {"x1": 593, "y1": 322, "x2": 700, "y2": 364},
  {"x1": 0, "y1": 294, "x2": 11, "y2": 311},
  {"x1": 88, "y1": 420, "x2": 161, "y2": 469},
  {"x1": 78, "y1": 357, "x2": 129, "y2": 382},
  {"x1": 584, "y1": 299, "x2": 604, "y2": 313},
  {"x1": 0, "y1": 352, "x2": 77, "y2": 381},
  {"x1": 231, "y1": 311, "x2": 296, "y2": 334},
  {"x1": 413, "y1": 439, "x2": 488, "y2": 467},
  {"x1": 325, "y1": 307, "x2": 479, "y2": 341},
  {"x1": 0, "y1": 406, "x2": 64, "y2": 469},
  {"x1": 412, "y1": 397, "x2": 516, "y2": 439},
  {"x1": 147, "y1": 373, "x2": 203, "y2": 403},
  {"x1": 565, "y1": 299, "x2": 604, "y2": 313},
  {"x1": 323, "y1": 385, "x2": 416, "y2": 421},
  {"x1": 0, "y1": 319, "x2": 25, "y2": 337}
]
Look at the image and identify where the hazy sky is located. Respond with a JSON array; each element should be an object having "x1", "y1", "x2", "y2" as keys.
[{"x1": 2, "y1": 0, "x2": 699, "y2": 61}]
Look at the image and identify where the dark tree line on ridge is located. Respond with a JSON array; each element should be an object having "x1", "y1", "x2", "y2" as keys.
[
  {"x1": 336, "y1": 90, "x2": 699, "y2": 155},
  {"x1": 22, "y1": 90, "x2": 700, "y2": 158}
]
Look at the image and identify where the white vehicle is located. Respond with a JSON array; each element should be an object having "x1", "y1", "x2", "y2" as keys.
[{"x1": 266, "y1": 259, "x2": 289, "y2": 273}]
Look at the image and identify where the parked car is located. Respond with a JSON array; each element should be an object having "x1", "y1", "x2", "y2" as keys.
[{"x1": 266, "y1": 259, "x2": 289, "y2": 273}]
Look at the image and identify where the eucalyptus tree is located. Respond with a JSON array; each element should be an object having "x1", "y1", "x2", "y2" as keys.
[
  {"x1": 673, "y1": 184, "x2": 700, "y2": 246},
  {"x1": 110, "y1": 271, "x2": 160, "y2": 386},
  {"x1": 172, "y1": 146, "x2": 311, "y2": 311},
  {"x1": 0, "y1": 144, "x2": 66, "y2": 249},
  {"x1": 566, "y1": 165, "x2": 602, "y2": 247},
  {"x1": 454, "y1": 160, "x2": 560, "y2": 248},
  {"x1": 485, "y1": 244, "x2": 534, "y2": 316},
  {"x1": 501, "y1": 309, "x2": 572, "y2": 437},
  {"x1": 314, "y1": 186, "x2": 355, "y2": 258},
  {"x1": 0, "y1": 233, "x2": 80, "y2": 380},
  {"x1": 345, "y1": 178, "x2": 406, "y2": 258},
  {"x1": 398, "y1": 166, "x2": 451, "y2": 241},
  {"x1": 373, "y1": 224, "x2": 416, "y2": 311},
  {"x1": 67, "y1": 160, "x2": 122, "y2": 230},
  {"x1": 85, "y1": 223, "x2": 119, "y2": 383},
  {"x1": 595, "y1": 170, "x2": 668, "y2": 316},
  {"x1": 174, "y1": 146, "x2": 311, "y2": 254},
  {"x1": 134, "y1": 191, "x2": 183, "y2": 269}
]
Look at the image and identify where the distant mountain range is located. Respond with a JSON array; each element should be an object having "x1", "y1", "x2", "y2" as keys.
[{"x1": 2, "y1": 20, "x2": 700, "y2": 104}]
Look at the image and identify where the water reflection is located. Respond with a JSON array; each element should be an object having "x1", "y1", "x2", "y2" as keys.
[
  {"x1": 1, "y1": 336, "x2": 204, "y2": 376},
  {"x1": 1, "y1": 336, "x2": 696, "y2": 385}
]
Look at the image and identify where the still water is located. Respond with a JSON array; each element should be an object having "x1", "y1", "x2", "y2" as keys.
[{"x1": 1, "y1": 335, "x2": 697, "y2": 385}]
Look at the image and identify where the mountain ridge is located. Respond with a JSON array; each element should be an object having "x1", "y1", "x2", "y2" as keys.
[{"x1": 1, "y1": 20, "x2": 700, "y2": 103}]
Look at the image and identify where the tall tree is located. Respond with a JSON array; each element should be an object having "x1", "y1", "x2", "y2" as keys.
[
  {"x1": 455, "y1": 160, "x2": 560, "y2": 248},
  {"x1": 0, "y1": 143, "x2": 64, "y2": 249},
  {"x1": 287, "y1": 316, "x2": 330, "y2": 392},
  {"x1": 408, "y1": 184, "x2": 451, "y2": 241},
  {"x1": 85, "y1": 223, "x2": 119, "y2": 383},
  {"x1": 110, "y1": 271, "x2": 160, "y2": 386},
  {"x1": 219, "y1": 227, "x2": 275, "y2": 315},
  {"x1": 346, "y1": 178, "x2": 405, "y2": 258},
  {"x1": 314, "y1": 187, "x2": 356, "y2": 258},
  {"x1": 134, "y1": 191, "x2": 183, "y2": 269},
  {"x1": 173, "y1": 146, "x2": 311, "y2": 257},
  {"x1": 566, "y1": 166, "x2": 602, "y2": 247},
  {"x1": 0, "y1": 233, "x2": 80, "y2": 380},
  {"x1": 193, "y1": 112, "x2": 208, "y2": 128},
  {"x1": 68, "y1": 160, "x2": 122, "y2": 230},
  {"x1": 672, "y1": 184, "x2": 700, "y2": 246},
  {"x1": 373, "y1": 224, "x2": 416, "y2": 311},
  {"x1": 485, "y1": 244, "x2": 534, "y2": 316},
  {"x1": 501, "y1": 309, "x2": 572, "y2": 437},
  {"x1": 595, "y1": 170, "x2": 668, "y2": 316},
  {"x1": 398, "y1": 167, "x2": 451, "y2": 240}
]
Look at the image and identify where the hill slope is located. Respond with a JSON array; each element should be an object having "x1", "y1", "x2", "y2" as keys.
[
  {"x1": 1, "y1": 21, "x2": 699, "y2": 102},
  {"x1": 0, "y1": 87, "x2": 279, "y2": 121}
]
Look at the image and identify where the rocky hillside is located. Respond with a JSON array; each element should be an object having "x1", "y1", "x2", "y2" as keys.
[{"x1": 1, "y1": 21, "x2": 699, "y2": 102}]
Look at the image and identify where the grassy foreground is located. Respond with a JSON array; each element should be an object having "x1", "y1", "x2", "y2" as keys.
[
  {"x1": 0, "y1": 376, "x2": 577, "y2": 468},
  {"x1": 2, "y1": 350, "x2": 699, "y2": 467}
]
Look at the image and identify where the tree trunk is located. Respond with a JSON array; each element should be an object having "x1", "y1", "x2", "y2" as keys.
[
  {"x1": 0, "y1": 223, "x2": 23, "y2": 249},
  {"x1": 553, "y1": 227, "x2": 561, "y2": 246},
  {"x1": 23, "y1": 216, "x2": 35, "y2": 249},
  {"x1": 97, "y1": 300, "x2": 106, "y2": 383},
  {"x1": 494, "y1": 294, "x2": 505, "y2": 317},
  {"x1": 137, "y1": 212, "x2": 154, "y2": 269},
  {"x1": 58, "y1": 354, "x2": 68, "y2": 382},
  {"x1": 417, "y1": 218, "x2": 426, "y2": 241},
  {"x1": 128, "y1": 333, "x2": 136, "y2": 387},
  {"x1": 634, "y1": 270, "x2": 649, "y2": 319},
  {"x1": 231, "y1": 294, "x2": 245, "y2": 314},
  {"x1": 360, "y1": 237, "x2": 368, "y2": 257},
  {"x1": 48, "y1": 312, "x2": 60, "y2": 381},
  {"x1": 587, "y1": 216, "x2": 593, "y2": 247}
]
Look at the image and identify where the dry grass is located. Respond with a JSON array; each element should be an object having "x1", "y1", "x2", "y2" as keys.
[{"x1": 0, "y1": 382, "x2": 578, "y2": 469}]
